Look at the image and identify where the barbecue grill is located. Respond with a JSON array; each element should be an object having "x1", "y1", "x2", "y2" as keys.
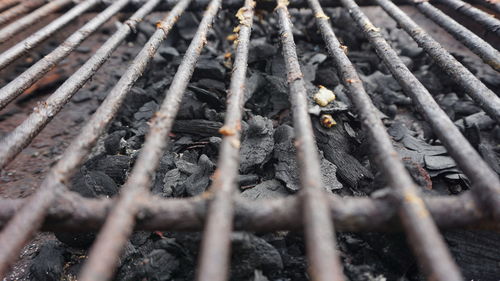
[{"x1": 0, "y1": 0, "x2": 499, "y2": 280}]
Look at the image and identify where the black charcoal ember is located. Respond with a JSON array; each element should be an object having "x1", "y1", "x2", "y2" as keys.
[
  {"x1": 185, "y1": 154, "x2": 215, "y2": 196},
  {"x1": 266, "y1": 54, "x2": 287, "y2": 80},
  {"x1": 172, "y1": 120, "x2": 223, "y2": 137},
  {"x1": 69, "y1": 170, "x2": 119, "y2": 198},
  {"x1": 176, "y1": 90, "x2": 207, "y2": 120},
  {"x1": 248, "y1": 37, "x2": 278, "y2": 64},
  {"x1": 158, "y1": 46, "x2": 180, "y2": 60},
  {"x1": 424, "y1": 155, "x2": 457, "y2": 171},
  {"x1": 238, "y1": 174, "x2": 260, "y2": 187},
  {"x1": 240, "y1": 179, "x2": 289, "y2": 200},
  {"x1": 71, "y1": 89, "x2": 94, "y2": 103},
  {"x1": 314, "y1": 64, "x2": 340, "y2": 88},
  {"x1": 313, "y1": 121, "x2": 372, "y2": 190},
  {"x1": 134, "y1": 101, "x2": 159, "y2": 122},
  {"x1": 29, "y1": 240, "x2": 65, "y2": 281},
  {"x1": 94, "y1": 155, "x2": 131, "y2": 184},
  {"x1": 174, "y1": 151, "x2": 199, "y2": 174},
  {"x1": 176, "y1": 12, "x2": 199, "y2": 40},
  {"x1": 161, "y1": 168, "x2": 188, "y2": 197},
  {"x1": 121, "y1": 249, "x2": 180, "y2": 281},
  {"x1": 455, "y1": 112, "x2": 495, "y2": 131},
  {"x1": 195, "y1": 79, "x2": 225, "y2": 94},
  {"x1": 104, "y1": 130, "x2": 126, "y2": 155},
  {"x1": 239, "y1": 116, "x2": 274, "y2": 173},
  {"x1": 187, "y1": 85, "x2": 224, "y2": 109},
  {"x1": 231, "y1": 233, "x2": 283, "y2": 280},
  {"x1": 478, "y1": 143, "x2": 500, "y2": 174},
  {"x1": 193, "y1": 59, "x2": 225, "y2": 81},
  {"x1": 274, "y1": 125, "x2": 343, "y2": 192},
  {"x1": 252, "y1": 270, "x2": 270, "y2": 281},
  {"x1": 388, "y1": 122, "x2": 447, "y2": 156}
]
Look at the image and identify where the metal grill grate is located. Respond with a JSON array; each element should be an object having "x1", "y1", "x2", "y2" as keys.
[{"x1": 0, "y1": 0, "x2": 499, "y2": 280}]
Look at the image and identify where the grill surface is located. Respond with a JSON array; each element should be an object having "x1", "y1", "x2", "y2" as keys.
[{"x1": 0, "y1": 0, "x2": 499, "y2": 280}]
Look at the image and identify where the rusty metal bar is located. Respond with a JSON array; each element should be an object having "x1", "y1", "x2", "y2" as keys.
[
  {"x1": 0, "y1": 0, "x2": 45, "y2": 26},
  {"x1": 0, "y1": 0, "x2": 187, "y2": 277},
  {"x1": 308, "y1": 0, "x2": 463, "y2": 280},
  {"x1": 375, "y1": 0, "x2": 500, "y2": 123},
  {"x1": 434, "y1": 0, "x2": 500, "y2": 36},
  {"x1": 0, "y1": 0, "x2": 98, "y2": 70},
  {"x1": 464, "y1": 0, "x2": 500, "y2": 13},
  {"x1": 196, "y1": 1, "x2": 254, "y2": 280},
  {"x1": 0, "y1": 0, "x2": 20, "y2": 13},
  {"x1": 341, "y1": 0, "x2": 500, "y2": 219},
  {"x1": 275, "y1": 1, "x2": 345, "y2": 280},
  {"x1": 0, "y1": 192, "x2": 495, "y2": 232},
  {"x1": 0, "y1": 0, "x2": 73, "y2": 43},
  {"x1": 0, "y1": 0, "x2": 129, "y2": 114},
  {"x1": 78, "y1": 0, "x2": 220, "y2": 280},
  {"x1": 413, "y1": 0, "x2": 500, "y2": 72}
]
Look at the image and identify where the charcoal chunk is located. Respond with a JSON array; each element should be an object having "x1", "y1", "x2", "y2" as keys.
[
  {"x1": 30, "y1": 240, "x2": 65, "y2": 281},
  {"x1": 95, "y1": 155, "x2": 131, "y2": 184},
  {"x1": 70, "y1": 170, "x2": 119, "y2": 198},
  {"x1": 193, "y1": 59, "x2": 225, "y2": 81},
  {"x1": 185, "y1": 154, "x2": 215, "y2": 196},
  {"x1": 121, "y1": 249, "x2": 180, "y2": 281},
  {"x1": 104, "y1": 130, "x2": 126, "y2": 155},
  {"x1": 240, "y1": 116, "x2": 274, "y2": 173},
  {"x1": 241, "y1": 179, "x2": 289, "y2": 200}
]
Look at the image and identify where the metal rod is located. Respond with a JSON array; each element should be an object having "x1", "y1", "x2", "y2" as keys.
[
  {"x1": 375, "y1": 0, "x2": 500, "y2": 123},
  {"x1": 275, "y1": 1, "x2": 345, "y2": 280},
  {"x1": 0, "y1": 0, "x2": 171, "y2": 276},
  {"x1": 0, "y1": 0, "x2": 45, "y2": 26},
  {"x1": 434, "y1": 0, "x2": 500, "y2": 36},
  {"x1": 413, "y1": 0, "x2": 500, "y2": 72},
  {"x1": 0, "y1": 0, "x2": 73, "y2": 43},
  {"x1": 0, "y1": 0, "x2": 99, "y2": 71},
  {"x1": 0, "y1": 0, "x2": 129, "y2": 114},
  {"x1": 0, "y1": 0, "x2": 20, "y2": 13},
  {"x1": 78, "y1": 0, "x2": 218, "y2": 279},
  {"x1": 342, "y1": 0, "x2": 500, "y2": 219},
  {"x1": 196, "y1": 1, "x2": 254, "y2": 280},
  {"x1": 308, "y1": 0, "x2": 463, "y2": 280},
  {"x1": 463, "y1": 0, "x2": 500, "y2": 13},
  {"x1": 0, "y1": 192, "x2": 493, "y2": 232}
]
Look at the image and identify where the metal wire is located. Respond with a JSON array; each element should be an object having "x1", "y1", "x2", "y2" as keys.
[
  {"x1": 341, "y1": 0, "x2": 500, "y2": 219},
  {"x1": 0, "y1": 0, "x2": 99, "y2": 71},
  {"x1": 0, "y1": 0, "x2": 45, "y2": 26},
  {"x1": 0, "y1": 0, "x2": 129, "y2": 114},
  {"x1": 434, "y1": 0, "x2": 500, "y2": 36},
  {"x1": 413, "y1": 0, "x2": 500, "y2": 72},
  {"x1": 307, "y1": 0, "x2": 463, "y2": 280},
  {"x1": 0, "y1": 0, "x2": 20, "y2": 13},
  {"x1": 0, "y1": 0, "x2": 172, "y2": 276},
  {"x1": 275, "y1": 1, "x2": 345, "y2": 280},
  {"x1": 375, "y1": 0, "x2": 500, "y2": 123},
  {"x1": 78, "y1": 0, "x2": 219, "y2": 279},
  {"x1": 0, "y1": 0, "x2": 73, "y2": 43},
  {"x1": 0, "y1": 192, "x2": 495, "y2": 232},
  {"x1": 196, "y1": 1, "x2": 254, "y2": 280}
]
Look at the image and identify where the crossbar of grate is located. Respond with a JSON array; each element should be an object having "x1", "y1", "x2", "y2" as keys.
[
  {"x1": 307, "y1": 0, "x2": 463, "y2": 279},
  {"x1": 341, "y1": 0, "x2": 500, "y2": 218},
  {"x1": 0, "y1": 0, "x2": 98, "y2": 70},
  {"x1": 0, "y1": 0, "x2": 45, "y2": 26},
  {"x1": 435, "y1": 0, "x2": 500, "y2": 36},
  {"x1": 412, "y1": 0, "x2": 500, "y2": 72},
  {"x1": 276, "y1": 1, "x2": 345, "y2": 280},
  {"x1": 375, "y1": 0, "x2": 500, "y2": 123},
  {"x1": 0, "y1": 192, "x2": 496, "y2": 232},
  {"x1": 0, "y1": 0, "x2": 129, "y2": 114},
  {"x1": 0, "y1": 0, "x2": 176, "y2": 276},
  {"x1": 0, "y1": 0, "x2": 20, "y2": 13},
  {"x1": 0, "y1": 0, "x2": 73, "y2": 44},
  {"x1": 195, "y1": 1, "x2": 254, "y2": 280},
  {"x1": 78, "y1": 0, "x2": 219, "y2": 279}
]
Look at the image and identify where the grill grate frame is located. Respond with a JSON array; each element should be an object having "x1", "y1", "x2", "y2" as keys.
[{"x1": 0, "y1": 0, "x2": 499, "y2": 280}]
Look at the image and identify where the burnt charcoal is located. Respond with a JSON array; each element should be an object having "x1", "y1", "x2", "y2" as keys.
[
  {"x1": 252, "y1": 270, "x2": 270, "y2": 281},
  {"x1": 244, "y1": 72, "x2": 266, "y2": 103},
  {"x1": 455, "y1": 112, "x2": 495, "y2": 132},
  {"x1": 121, "y1": 249, "x2": 180, "y2": 281},
  {"x1": 240, "y1": 179, "x2": 289, "y2": 200},
  {"x1": 388, "y1": 122, "x2": 446, "y2": 156},
  {"x1": 172, "y1": 119, "x2": 223, "y2": 136},
  {"x1": 231, "y1": 233, "x2": 283, "y2": 280},
  {"x1": 193, "y1": 59, "x2": 225, "y2": 81},
  {"x1": 424, "y1": 155, "x2": 457, "y2": 171},
  {"x1": 195, "y1": 79, "x2": 225, "y2": 94},
  {"x1": 94, "y1": 155, "x2": 131, "y2": 184},
  {"x1": 162, "y1": 168, "x2": 188, "y2": 197},
  {"x1": 188, "y1": 85, "x2": 224, "y2": 110},
  {"x1": 248, "y1": 37, "x2": 278, "y2": 64},
  {"x1": 55, "y1": 232, "x2": 96, "y2": 249},
  {"x1": 315, "y1": 65, "x2": 340, "y2": 88},
  {"x1": 313, "y1": 120, "x2": 372, "y2": 190},
  {"x1": 134, "y1": 100, "x2": 158, "y2": 122},
  {"x1": 238, "y1": 174, "x2": 260, "y2": 187},
  {"x1": 176, "y1": 12, "x2": 199, "y2": 40},
  {"x1": 445, "y1": 231, "x2": 500, "y2": 280},
  {"x1": 29, "y1": 240, "x2": 65, "y2": 281},
  {"x1": 185, "y1": 154, "x2": 215, "y2": 196},
  {"x1": 71, "y1": 89, "x2": 94, "y2": 103},
  {"x1": 478, "y1": 143, "x2": 500, "y2": 174},
  {"x1": 158, "y1": 46, "x2": 180, "y2": 60},
  {"x1": 70, "y1": 170, "x2": 119, "y2": 198},
  {"x1": 174, "y1": 150, "x2": 199, "y2": 174},
  {"x1": 240, "y1": 116, "x2": 274, "y2": 173},
  {"x1": 275, "y1": 124, "x2": 343, "y2": 192},
  {"x1": 104, "y1": 130, "x2": 126, "y2": 155},
  {"x1": 176, "y1": 90, "x2": 207, "y2": 120},
  {"x1": 136, "y1": 20, "x2": 157, "y2": 39},
  {"x1": 266, "y1": 54, "x2": 287, "y2": 79}
]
